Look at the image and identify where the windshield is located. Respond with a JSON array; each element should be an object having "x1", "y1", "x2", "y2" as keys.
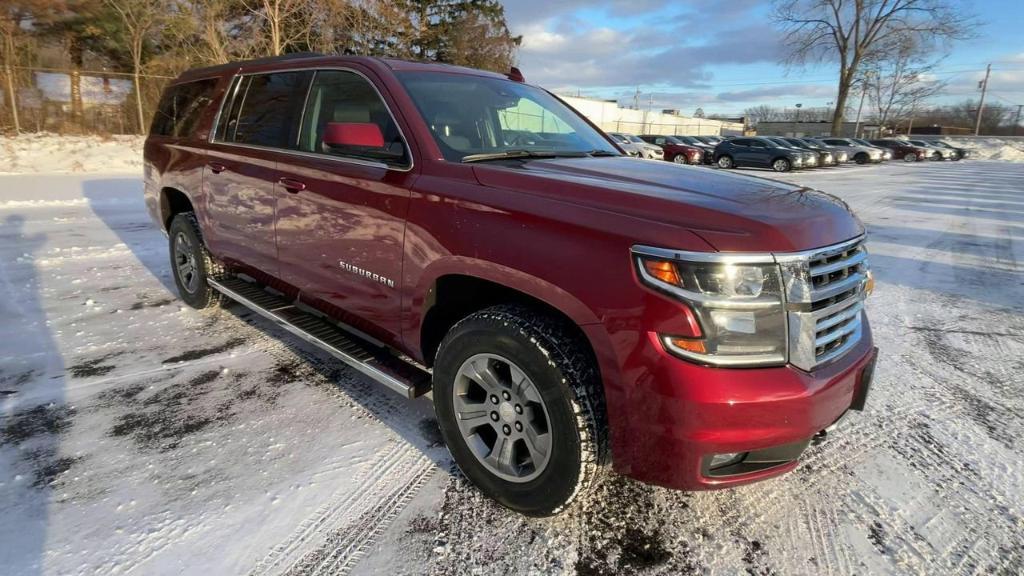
[
  {"x1": 785, "y1": 139, "x2": 810, "y2": 149},
  {"x1": 767, "y1": 138, "x2": 794, "y2": 148},
  {"x1": 628, "y1": 135, "x2": 645, "y2": 143},
  {"x1": 396, "y1": 71, "x2": 619, "y2": 162}
]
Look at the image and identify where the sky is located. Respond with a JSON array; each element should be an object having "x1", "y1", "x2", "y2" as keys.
[{"x1": 501, "y1": 0, "x2": 1024, "y2": 117}]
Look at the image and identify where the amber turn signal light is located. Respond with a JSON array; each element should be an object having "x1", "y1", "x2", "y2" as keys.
[
  {"x1": 643, "y1": 259, "x2": 680, "y2": 286},
  {"x1": 865, "y1": 269, "x2": 875, "y2": 296},
  {"x1": 667, "y1": 336, "x2": 706, "y2": 354}
]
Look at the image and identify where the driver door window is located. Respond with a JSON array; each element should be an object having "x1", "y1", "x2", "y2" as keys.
[{"x1": 297, "y1": 70, "x2": 408, "y2": 167}]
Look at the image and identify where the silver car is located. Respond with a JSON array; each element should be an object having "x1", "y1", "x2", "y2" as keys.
[
  {"x1": 908, "y1": 139, "x2": 956, "y2": 161},
  {"x1": 607, "y1": 132, "x2": 645, "y2": 158},
  {"x1": 813, "y1": 138, "x2": 884, "y2": 164},
  {"x1": 625, "y1": 134, "x2": 663, "y2": 160}
]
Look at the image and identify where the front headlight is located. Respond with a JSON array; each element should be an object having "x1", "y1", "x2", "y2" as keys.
[{"x1": 634, "y1": 251, "x2": 787, "y2": 366}]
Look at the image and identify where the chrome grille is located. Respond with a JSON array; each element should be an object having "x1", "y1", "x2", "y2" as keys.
[{"x1": 778, "y1": 236, "x2": 868, "y2": 371}]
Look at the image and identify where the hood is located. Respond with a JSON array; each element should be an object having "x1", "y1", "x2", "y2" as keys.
[{"x1": 472, "y1": 157, "x2": 863, "y2": 252}]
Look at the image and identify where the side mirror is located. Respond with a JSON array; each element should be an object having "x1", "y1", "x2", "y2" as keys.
[{"x1": 323, "y1": 122, "x2": 405, "y2": 162}]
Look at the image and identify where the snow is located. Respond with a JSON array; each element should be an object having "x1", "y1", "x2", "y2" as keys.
[
  {"x1": 899, "y1": 135, "x2": 1024, "y2": 162},
  {"x1": 1, "y1": 151, "x2": 1023, "y2": 575},
  {"x1": 1, "y1": 133, "x2": 145, "y2": 174}
]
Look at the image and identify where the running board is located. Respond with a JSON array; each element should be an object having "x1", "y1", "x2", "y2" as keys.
[{"x1": 208, "y1": 276, "x2": 431, "y2": 399}]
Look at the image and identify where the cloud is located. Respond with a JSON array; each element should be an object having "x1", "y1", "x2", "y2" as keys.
[{"x1": 506, "y1": 1, "x2": 779, "y2": 90}]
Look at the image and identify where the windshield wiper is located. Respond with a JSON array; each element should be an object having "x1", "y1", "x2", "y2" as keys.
[
  {"x1": 462, "y1": 150, "x2": 584, "y2": 163},
  {"x1": 461, "y1": 149, "x2": 618, "y2": 163}
]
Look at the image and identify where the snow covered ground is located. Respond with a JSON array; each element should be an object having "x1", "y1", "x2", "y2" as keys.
[{"x1": 1, "y1": 155, "x2": 1022, "y2": 575}]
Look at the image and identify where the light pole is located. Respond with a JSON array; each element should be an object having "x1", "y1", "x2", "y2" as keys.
[{"x1": 795, "y1": 103, "x2": 803, "y2": 123}]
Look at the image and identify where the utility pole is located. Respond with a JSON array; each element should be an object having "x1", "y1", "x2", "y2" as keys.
[
  {"x1": 1014, "y1": 104, "x2": 1022, "y2": 136},
  {"x1": 974, "y1": 63, "x2": 991, "y2": 136}
]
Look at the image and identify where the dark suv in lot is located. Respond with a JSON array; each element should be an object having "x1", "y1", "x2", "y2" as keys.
[
  {"x1": 145, "y1": 54, "x2": 877, "y2": 516},
  {"x1": 713, "y1": 137, "x2": 808, "y2": 171}
]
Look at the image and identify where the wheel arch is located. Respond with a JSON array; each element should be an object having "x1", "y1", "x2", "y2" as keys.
[
  {"x1": 413, "y1": 262, "x2": 603, "y2": 369},
  {"x1": 159, "y1": 186, "x2": 196, "y2": 231}
]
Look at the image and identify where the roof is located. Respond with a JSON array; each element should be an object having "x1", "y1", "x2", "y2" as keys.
[{"x1": 174, "y1": 53, "x2": 510, "y2": 83}]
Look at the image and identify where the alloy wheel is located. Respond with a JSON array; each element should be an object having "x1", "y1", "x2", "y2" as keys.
[
  {"x1": 452, "y1": 353, "x2": 552, "y2": 483},
  {"x1": 174, "y1": 231, "x2": 199, "y2": 293}
]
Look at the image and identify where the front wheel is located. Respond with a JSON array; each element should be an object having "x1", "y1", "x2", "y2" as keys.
[
  {"x1": 672, "y1": 154, "x2": 687, "y2": 164},
  {"x1": 772, "y1": 158, "x2": 792, "y2": 172},
  {"x1": 854, "y1": 153, "x2": 868, "y2": 165},
  {"x1": 717, "y1": 155, "x2": 734, "y2": 169},
  {"x1": 433, "y1": 305, "x2": 606, "y2": 516},
  {"x1": 903, "y1": 154, "x2": 916, "y2": 162}
]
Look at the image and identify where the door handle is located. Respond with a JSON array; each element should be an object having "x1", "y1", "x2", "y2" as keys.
[
  {"x1": 278, "y1": 177, "x2": 307, "y2": 193},
  {"x1": 208, "y1": 162, "x2": 227, "y2": 174}
]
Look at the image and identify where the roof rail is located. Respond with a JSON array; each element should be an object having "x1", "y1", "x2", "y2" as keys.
[{"x1": 180, "y1": 52, "x2": 325, "y2": 78}]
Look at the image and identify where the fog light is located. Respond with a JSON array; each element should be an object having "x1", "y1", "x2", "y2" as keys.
[{"x1": 708, "y1": 452, "x2": 744, "y2": 469}]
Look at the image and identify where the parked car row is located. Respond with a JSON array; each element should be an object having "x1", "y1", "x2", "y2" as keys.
[{"x1": 606, "y1": 131, "x2": 970, "y2": 172}]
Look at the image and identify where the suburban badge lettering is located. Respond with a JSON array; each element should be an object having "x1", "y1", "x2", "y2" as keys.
[{"x1": 339, "y1": 260, "x2": 395, "y2": 288}]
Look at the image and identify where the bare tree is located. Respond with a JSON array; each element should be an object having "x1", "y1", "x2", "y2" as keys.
[
  {"x1": 864, "y1": 43, "x2": 946, "y2": 129},
  {"x1": 166, "y1": 0, "x2": 258, "y2": 65},
  {"x1": 244, "y1": 0, "x2": 307, "y2": 56},
  {"x1": 773, "y1": 0, "x2": 975, "y2": 135},
  {"x1": 744, "y1": 104, "x2": 783, "y2": 125},
  {"x1": 2, "y1": 1, "x2": 65, "y2": 133},
  {"x1": 104, "y1": 0, "x2": 163, "y2": 133}
]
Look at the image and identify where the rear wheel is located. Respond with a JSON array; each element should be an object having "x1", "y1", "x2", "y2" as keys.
[
  {"x1": 433, "y1": 305, "x2": 606, "y2": 516},
  {"x1": 772, "y1": 158, "x2": 791, "y2": 172},
  {"x1": 168, "y1": 212, "x2": 221, "y2": 309},
  {"x1": 717, "y1": 155, "x2": 734, "y2": 169}
]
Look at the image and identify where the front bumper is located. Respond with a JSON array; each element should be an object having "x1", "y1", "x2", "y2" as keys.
[{"x1": 614, "y1": 324, "x2": 876, "y2": 491}]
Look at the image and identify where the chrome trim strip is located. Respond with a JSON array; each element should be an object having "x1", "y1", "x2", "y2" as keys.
[
  {"x1": 815, "y1": 313, "x2": 861, "y2": 347},
  {"x1": 815, "y1": 301, "x2": 863, "y2": 331},
  {"x1": 631, "y1": 245, "x2": 776, "y2": 264},
  {"x1": 809, "y1": 271, "x2": 866, "y2": 302},
  {"x1": 809, "y1": 250, "x2": 867, "y2": 277},
  {"x1": 661, "y1": 336, "x2": 785, "y2": 368}
]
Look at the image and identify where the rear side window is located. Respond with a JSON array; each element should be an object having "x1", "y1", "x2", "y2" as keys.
[
  {"x1": 151, "y1": 78, "x2": 218, "y2": 138},
  {"x1": 216, "y1": 71, "x2": 312, "y2": 147}
]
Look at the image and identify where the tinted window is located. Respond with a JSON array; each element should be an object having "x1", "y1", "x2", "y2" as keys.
[
  {"x1": 296, "y1": 70, "x2": 407, "y2": 165},
  {"x1": 731, "y1": 139, "x2": 750, "y2": 146},
  {"x1": 225, "y1": 71, "x2": 311, "y2": 147},
  {"x1": 151, "y1": 78, "x2": 218, "y2": 138}
]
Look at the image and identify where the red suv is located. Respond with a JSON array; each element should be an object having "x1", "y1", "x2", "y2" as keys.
[
  {"x1": 637, "y1": 135, "x2": 705, "y2": 164},
  {"x1": 145, "y1": 54, "x2": 877, "y2": 516}
]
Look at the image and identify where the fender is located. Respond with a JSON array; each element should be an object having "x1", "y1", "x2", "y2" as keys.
[{"x1": 409, "y1": 255, "x2": 603, "y2": 335}]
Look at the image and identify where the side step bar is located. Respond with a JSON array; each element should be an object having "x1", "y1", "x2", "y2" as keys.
[{"x1": 208, "y1": 276, "x2": 432, "y2": 399}]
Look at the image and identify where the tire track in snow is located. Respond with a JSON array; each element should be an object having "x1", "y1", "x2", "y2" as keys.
[{"x1": 190, "y1": 305, "x2": 440, "y2": 576}]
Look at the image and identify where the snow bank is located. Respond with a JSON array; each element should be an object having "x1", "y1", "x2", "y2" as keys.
[
  {"x1": 906, "y1": 135, "x2": 1024, "y2": 162},
  {"x1": 0, "y1": 133, "x2": 144, "y2": 174}
]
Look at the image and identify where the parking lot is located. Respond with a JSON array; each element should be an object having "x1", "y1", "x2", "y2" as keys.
[{"x1": 1, "y1": 159, "x2": 1022, "y2": 575}]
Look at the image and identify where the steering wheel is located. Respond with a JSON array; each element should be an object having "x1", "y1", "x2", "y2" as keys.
[{"x1": 508, "y1": 133, "x2": 536, "y2": 147}]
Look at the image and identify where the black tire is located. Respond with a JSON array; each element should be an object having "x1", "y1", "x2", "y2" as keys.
[
  {"x1": 168, "y1": 212, "x2": 221, "y2": 309},
  {"x1": 771, "y1": 157, "x2": 792, "y2": 172},
  {"x1": 717, "y1": 155, "x2": 734, "y2": 169},
  {"x1": 672, "y1": 153, "x2": 687, "y2": 164},
  {"x1": 433, "y1": 304, "x2": 607, "y2": 516},
  {"x1": 854, "y1": 152, "x2": 868, "y2": 164}
]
